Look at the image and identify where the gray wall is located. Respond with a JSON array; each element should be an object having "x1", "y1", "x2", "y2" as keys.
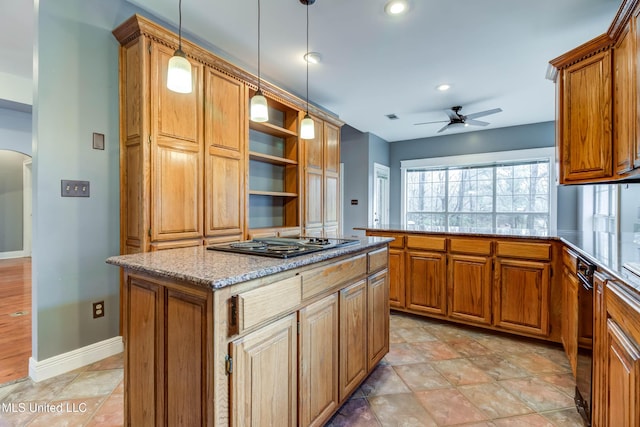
[
  {"x1": 0, "y1": 108, "x2": 32, "y2": 155},
  {"x1": 31, "y1": 0, "x2": 142, "y2": 360},
  {"x1": 389, "y1": 121, "x2": 579, "y2": 231},
  {"x1": 0, "y1": 151, "x2": 29, "y2": 252},
  {"x1": 341, "y1": 126, "x2": 370, "y2": 237}
]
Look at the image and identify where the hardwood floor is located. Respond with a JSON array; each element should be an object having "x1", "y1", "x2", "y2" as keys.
[{"x1": 0, "y1": 257, "x2": 31, "y2": 384}]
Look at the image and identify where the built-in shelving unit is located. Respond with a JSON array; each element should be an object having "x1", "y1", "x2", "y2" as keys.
[{"x1": 248, "y1": 92, "x2": 300, "y2": 232}]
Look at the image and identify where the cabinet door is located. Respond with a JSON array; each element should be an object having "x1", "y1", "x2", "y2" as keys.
[
  {"x1": 323, "y1": 122, "x2": 340, "y2": 173},
  {"x1": 605, "y1": 320, "x2": 640, "y2": 427},
  {"x1": 150, "y1": 42, "x2": 204, "y2": 243},
  {"x1": 299, "y1": 294, "x2": 339, "y2": 427},
  {"x1": 560, "y1": 50, "x2": 612, "y2": 182},
  {"x1": 304, "y1": 170, "x2": 323, "y2": 229},
  {"x1": 230, "y1": 314, "x2": 297, "y2": 427},
  {"x1": 339, "y1": 280, "x2": 367, "y2": 401},
  {"x1": 368, "y1": 270, "x2": 390, "y2": 370},
  {"x1": 592, "y1": 274, "x2": 606, "y2": 427},
  {"x1": 406, "y1": 251, "x2": 447, "y2": 316},
  {"x1": 494, "y1": 259, "x2": 550, "y2": 337},
  {"x1": 204, "y1": 68, "x2": 245, "y2": 239},
  {"x1": 448, "y1": 254, "x2": 492, "y2": 325},
  {"x1": 561, "y1": 266, "x2": 579, "y2": 376},
  {"x1": 388, "y1": 249, "x2": 405, "y2": 309},
  {"x1": 614, "y1": 20, "x2": 637, "y2": 175}
]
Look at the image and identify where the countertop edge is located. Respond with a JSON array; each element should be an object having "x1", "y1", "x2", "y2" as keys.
[{"x1": 106, "y1": 238, "x2": 393, "y2": 290}]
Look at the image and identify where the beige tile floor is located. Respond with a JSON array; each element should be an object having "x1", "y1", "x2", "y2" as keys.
[{"x1": 0, "y1": 312, "x2": 585, "y2": 426}]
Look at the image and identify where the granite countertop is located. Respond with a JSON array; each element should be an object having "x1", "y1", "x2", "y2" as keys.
[
  {"x1": 106, "y1": 237, "x2": 392, "y2": 290},
  {"x1": 361, "y1": 225, "x2": 640, "y2": 292}
]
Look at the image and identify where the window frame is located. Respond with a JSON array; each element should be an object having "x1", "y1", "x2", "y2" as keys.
[{"x1": 400, "y1": 147, "x2": 557, "y2": 233}]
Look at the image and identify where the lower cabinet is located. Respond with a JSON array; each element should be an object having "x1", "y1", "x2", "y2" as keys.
[
  {"x1": 230, "y1": 314, "x2": 298, "y2": 427},
  {"x1": 339, "y1": 280, "x2": 367, "y2": 401},
  {"x1": 448, "y1": 254, "x2": 492, "y2": 325},
  {"x1": 125, "y1": 276, "x2": 212, "y2": 426},
  {"x1": 494, "y1": 258, "x2": 550, "y2": 337},
  {"x1": 368, "y1": 270, "x2": 390, "y2": 370},
  {"x1": 388, "y1": 249, "x2": 405, "y2": 309},
  {"x1": 299, "y1": 294, "x2": 339, "y2": 427},
  {"x1": 405, "y1": 251, "x2": 447, "y2": 316},
  {"x1": 595, "y1": 279, "x2": 640, "y2": 427},
  {"x1": 561, "y1": 263, "x2": 579, "y2": 376}
]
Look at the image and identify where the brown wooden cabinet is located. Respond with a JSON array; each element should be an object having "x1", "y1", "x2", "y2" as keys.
[
  {"x1": 448, "y1": 253, "x2": 492, "y2": 326},
  {"x1": 368, "y1": 269, "x2": 390, "y2": 370},
  {"x1": 614, "y1": 19, "x2": 638, "y2": 175},
  {"x1": 406, "y1": 251, "x2": 447, "y2": 316},
  {"x1": 561, "y1": 249, "x2": 579, "y2": 376},
  {"x1": 388, "y1": 248, "x2": 405, "y2": 309},
  {"x1": 593, "y1": 272, "x2": 606, "y2": 427},
  {"x1": 204, "y1": 67, "x2": 246, "y2": 242},
  {"x1": 303, "y1": 116, "x2": 341, "y2": 237},
  {"x1": 230, "y1": 314, "x2": 298, "y2": 427},
  {"x1": 339, "y1": 280, "x2": 367, "y2": 401},
  {"x1": 597, "y1": 279, "x2": 640, "y2": 427},
  {"x1": 558, "y1": 47, "x2": 613, "y2": 183},
  {"x1": 494, "y1": 259, "x2": 550, "y2": 337},
  {"x1": 299, "y1": 293, "x2": 339, "y2": 427},
  {"x1": 123, "y1": 275, "x2": 212, "y2": 426}
]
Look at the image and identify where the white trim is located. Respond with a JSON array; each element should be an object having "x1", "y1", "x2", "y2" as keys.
[
  {"x1": 340, "y1": 163, "x2": 344, "y2": 236},
  {"x1": 0, "y1": 250, "x2": 26, "y2": 260},
  {"x1": 400, "y1": 147, "x2": 557, "y2": 233},
  {"x1": 29, "y1": 336, "x2": 123, "y2": 382},
  {"x1": 23, "y1": 159, "x2": 32, "y2": 257}
]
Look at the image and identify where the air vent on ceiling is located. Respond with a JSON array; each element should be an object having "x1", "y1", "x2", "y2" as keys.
[{"x1": 385, "y1": 113, "x2": 399, "y2": 120}]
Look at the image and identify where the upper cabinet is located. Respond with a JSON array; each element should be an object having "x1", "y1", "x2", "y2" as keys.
[
  {"x1": 549, "y1": 0, "x2": 640, "y2": 184},
  {"x1": 113, "y1": 15, "x2": 343, "y2": 253}
]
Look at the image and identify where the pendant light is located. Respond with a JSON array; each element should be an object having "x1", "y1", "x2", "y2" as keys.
[
  {"x1": 250, "y1": 0, "x2": 269, "y2": 122},
  {"x1": 167, "y1": 0, "x2": 193, "y2": 93},
  {"x1": 299, "y1": 0, "x2": 315, "y2": 140}
]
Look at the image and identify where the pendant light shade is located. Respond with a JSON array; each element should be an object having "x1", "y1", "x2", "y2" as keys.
[
  {"x1": 250, "y1": 90, "x2": 269, "y2": 122},
  {"x1": 167, "y1": 50, "x2": 192, "y2": 93},
  {"x1": 300, "y1": 113, "x2": 315, "y2": 139},
  {"x1": 250, "y1": 0, "x2": 269, "y2": 122},
  {"x1": 300, "y1": 0, "x2": 315, "y2": 139}
]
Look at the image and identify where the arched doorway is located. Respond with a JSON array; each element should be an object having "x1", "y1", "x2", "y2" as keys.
[{"x1": 0, "y1": 149, "x2": 33, "y2": 384}]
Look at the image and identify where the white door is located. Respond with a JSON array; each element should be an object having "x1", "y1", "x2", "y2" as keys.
[{"x1": 372, "y1": 163, "x2": 390, "y2": 227}]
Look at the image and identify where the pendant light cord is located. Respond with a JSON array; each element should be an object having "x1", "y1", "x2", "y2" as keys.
[
  {"x1": 178, "y1": 0, "x2": 183, "y2": 50},
  {"x1": 257, "y1": 0, "x2": 262, "y2": 92},
  {"x1": 306, "y1": 2, "x2": 309, "y2": 114}
]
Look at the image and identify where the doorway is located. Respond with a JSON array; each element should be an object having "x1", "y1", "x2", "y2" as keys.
[
  {"x1": 0, "y1": 150, "x2": 33, "y2": 384},
  {"x1": 372, "y1": 163, "x2": 390, "y2": 227}
]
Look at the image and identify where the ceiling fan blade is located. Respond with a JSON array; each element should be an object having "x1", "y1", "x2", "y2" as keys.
[
  {"x1": 445, "y1": 109, "x2": 459, "y2": 120},
  {"x1": 436, "y1": 123, "x2": 450, "y2": 133},
  {"x1": 413, "y1": 120, "x2": 448, "y2": 126},
  {"x1": 464, "y1": 108, "x2": 502, "y2": 120},
  {"x1": 465, "y1": 119, "x2": 490, "y2": 126}
]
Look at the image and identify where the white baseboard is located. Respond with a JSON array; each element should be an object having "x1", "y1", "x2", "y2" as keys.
[
  {"x1": 29, "y1": 336, "x2": 123, "y2": 383},
  {"x1": 0, "y1": 250, "x2": 26, "y2": 260}
]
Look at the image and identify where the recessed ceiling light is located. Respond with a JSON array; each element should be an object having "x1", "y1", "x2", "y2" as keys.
[
  {"x1": 436, "y1": 84, "x2": 451, "y2": 91},
  {"x1": 385, "y1": 0, "x2": 409, "y2": 16},
  {"x1": 304, "y1": 52, "x2": 322, "y2": 64}
]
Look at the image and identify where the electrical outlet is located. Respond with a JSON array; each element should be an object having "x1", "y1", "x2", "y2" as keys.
[
  {"x1": 93, "y1": 301, "x2": 104, "y2": 319},
  {"x1": 61, "y1": 180, "x2": 90, "y2": 197}
]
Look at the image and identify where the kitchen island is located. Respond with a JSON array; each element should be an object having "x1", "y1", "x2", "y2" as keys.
[{"x1": 107, "y1": 237, "x2": 391, "y2": 427}]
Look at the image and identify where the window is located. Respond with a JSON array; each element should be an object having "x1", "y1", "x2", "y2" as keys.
[
  {"x1": 402, "y1": 148, "x2": 556, "y2": 234},
  {"x1": 582, "y1": 184, "x2": 618, "y2": 267}
]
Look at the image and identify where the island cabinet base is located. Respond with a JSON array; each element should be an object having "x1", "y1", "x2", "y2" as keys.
[{"x1": 121, "y1": 246, "x2": 389, "y2": 427}]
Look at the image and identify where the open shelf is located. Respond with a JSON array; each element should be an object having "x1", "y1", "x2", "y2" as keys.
[
  {"x1": 249, "y1": 120, "x2": 298, "y2": 139},
  {"x1": 249, "y1": 151, "x2": 298, "y2": 166},
  {"x1": 249, "y1": 190, "x2": 298, "y2": 197}
]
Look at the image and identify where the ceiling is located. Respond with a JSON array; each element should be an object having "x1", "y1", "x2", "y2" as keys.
[{"x1": 0, "y1": 0, "x2": 620, "y2": 141}]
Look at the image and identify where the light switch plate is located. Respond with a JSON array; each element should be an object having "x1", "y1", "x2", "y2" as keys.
[
  {"x1": 92, "y1": 132, "x2": 105, "y2": 150},
  {"x1": 61, "y1": 180, "x2": 90, "y2": 197}
]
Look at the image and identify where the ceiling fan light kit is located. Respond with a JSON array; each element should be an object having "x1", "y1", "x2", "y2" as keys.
[{"x1": 167, "y1": 0, "x2": 193, "y2": 93}]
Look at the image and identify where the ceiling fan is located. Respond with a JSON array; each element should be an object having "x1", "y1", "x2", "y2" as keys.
[{"x1": 414, "y1": 106, "x2": 503, "y2": 133}]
